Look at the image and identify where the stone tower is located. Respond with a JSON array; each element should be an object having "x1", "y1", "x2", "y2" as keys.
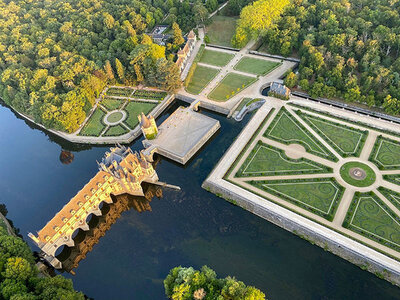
[{"x1": 138, "y1": 112, "x2": 158, "y2": 140}]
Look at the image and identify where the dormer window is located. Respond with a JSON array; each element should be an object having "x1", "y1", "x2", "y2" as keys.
[{"x1": 70, "y1": 209, "x2": 75, "y2": 215}]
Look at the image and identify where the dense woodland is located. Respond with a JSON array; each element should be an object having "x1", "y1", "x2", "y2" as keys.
[
  {"x1": 164, "y1": 266, "x2": 266, "y2": 300},
  {"x1": 259, "y1": 0, "x2": 400, "y2": 115},
  {"x1": 0, "y1": 0, "x2": 215, "y2": 133},
  {"x1": 0, "y1": 206, "x2": 83, "y2": 299}
]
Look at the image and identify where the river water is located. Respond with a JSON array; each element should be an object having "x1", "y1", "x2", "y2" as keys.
[{"x1": 0, "y1": 101, "x2": 399, "y2": 299}]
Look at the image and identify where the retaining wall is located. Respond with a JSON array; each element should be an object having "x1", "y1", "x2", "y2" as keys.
[
  {"x1": 249, "y1": 50, "x2": 300, "y2": 63},
  {"x1": 202, "y1": 178, "x2": 400, "y2": 286}
]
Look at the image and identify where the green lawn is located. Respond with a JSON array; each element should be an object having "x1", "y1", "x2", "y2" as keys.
[
  {"x1": 343, "y1": 192, "x2": 400, "y2": 251},
  {"x1": 101, "y1": 98, "x2": 124, "y2": 111},
  {"x1": 377, "y1": 187, "x2": 400, "y2": 211},
  {"x1": 383, "y1": 174, "x2": 400, "y2": 187},
  {"x1": 124, "y1": 101, "x2": 156, "y2": 129},
  {"x1": 249, "y1": 178, "x2": 344, "y2": 220},
  {"x1": 103, "y1": 124, "x2": 129, "y2": 136},
  {"x1": 208, "y1": 73, "x2": 256, "y2": 102},
  {"x1": 264, "y1": 107, "x2": 336, "y2": 161},
  {"x1": 234, "y1": 57, "x2": 281, "y2": 76},
  {"x1": 186, "y1": 65, "x2": 219, "y2": 95},
  {"x1": 297, "y1": 111, "x2": 368, "y2": 158},
  {"x1": 206, "y1": 15, "x2": 238, "y2": 47},
  {"x1": 106, "y1": 111, "x2": 124, "y2": 123},
  {"x1": 79, "y1": 108, "x2": 106, "y2": 136},
  {"x1": 199, "y1": 49, "x2": 234, "y2": 67},
  {"x1": 236, "y1": 142, "x2": 332, "y2": 177},
  {"x1": 339, "y1": 161, "x2": 376, "y2": 187},
  {"x1": 369, "y1": 136, "x2": 400, "y2": 170}
]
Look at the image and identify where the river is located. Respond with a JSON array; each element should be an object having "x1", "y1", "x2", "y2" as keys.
[{"x1": 0, "y1": 101, "x2": 399, "y2": 299}]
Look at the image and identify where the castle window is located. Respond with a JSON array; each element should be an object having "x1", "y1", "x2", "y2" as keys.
[
  {"x1": 78, "y1": 201, "x2": 83, "y2": 207},
  {"x1": 85, "y1": 195, "x2": 89, "y2": 200},
  {"x1": 45, "y1": 236, "x2": 50, "y2": 241},
  {"x1": 91, "y1": 188, "x2": 95, "y2": 194},
  {"x1": 98, "y1": 182, "x2": 102, "y2": 187},
  {"x1": 62, "y1": 218, "x2": 68, "y2": 223},
  {"x1": 70, "y1": 209, "x2": 75, "y2": 215}
]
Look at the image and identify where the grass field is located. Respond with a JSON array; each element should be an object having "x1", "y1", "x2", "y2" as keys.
[
  {"x1": 132, "y1": 90, "x2": 167, "y2": 100},
  {"x1": 249, "y1": 178, "x2": 344, "y2": 220},
  {"x1": 234, "y1": 57, "x2": 281, "y2": 75},
  {"x1": 206, "y1": 15, "x2": 238, "y2": 47},
  {"x1": 124, "y1": 101, "x2": 156, "y2": 129},
  {"x1": 369, "y1": 136, "x2": 400, "y2": 170},
  {"x1": 186, "y1": 65, "x2": 219, "y2": 94},
  {"x1": 101, "y1": 98, "x2": 124, "y2": 111},
  {"x1": 106, "y1": 111, "x2": 124, "y2": 123},
  {"x1": 199, "y1": 49, "x2": 234, "y2": 67},
  {"x1": 236, "y1": 142, "x2": 332, "y2": 177},
  {"x1": 264, "y1": 107, "x2": 336, "y2": 161},
  {"x1": 79, "y1": 108, "x2": 106, "y2": 136},
  {"x1": 208, "y1": 73, "x2": 256, "y2": 101},
  {"x1": 103, "y1": 124, "x2": 129, "y2": 136},
  {"x1": 339, "y1": 161, "x2": 376, "y2": 187},
  {"x1": 343, "y1": 192, "x2": 400, "y2": 251},
  {"x1": 297, "y1": 111, "x2": 368, "y2": 158}
]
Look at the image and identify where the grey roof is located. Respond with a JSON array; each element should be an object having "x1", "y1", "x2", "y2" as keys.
[{"x1": 270, "y1": 82, "x2": 289, "y2": 96}]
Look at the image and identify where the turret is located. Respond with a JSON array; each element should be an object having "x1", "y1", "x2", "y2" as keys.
[{"x1": 138, "y1": 112, "x2": 158, "y2": 140}]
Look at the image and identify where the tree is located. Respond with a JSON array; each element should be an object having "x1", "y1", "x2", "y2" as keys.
[
  {"x1": 172, "y1": 23, "x2": 184, "y2": 47},
  {"x1": 284, "y1": 72, "x2": 298, "y2": 88},
  {"x1": 232, "y1": 0, "x2": 290, "y2": 47},
  {"x1": 104, "y1": 60, "x2": 115, "y2": 81},
  {"x1": 115, "y1": 58, "x2": 125, "y2": 83},
  {"x1": 193, "y1": 4, "x2": 209, "y2": 25}
]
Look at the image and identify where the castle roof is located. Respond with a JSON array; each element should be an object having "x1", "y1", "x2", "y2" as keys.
[
  {"x1": 188, "y1": 30, "x2": 195, "y2": 39},
  {"x1": 140, "y1": 112, "x2": 151, "y2": 128}
]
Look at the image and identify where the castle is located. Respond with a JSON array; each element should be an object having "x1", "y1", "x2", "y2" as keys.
[
  {"x1": 175, "y1": 30, "x2": 196, "y2": 72},
  {"x1": 138, "y1": 112, "x2": 158, "y2": 140},
  {"x1": 29, "y1": 145, "x2": 158, "y2": 269}
]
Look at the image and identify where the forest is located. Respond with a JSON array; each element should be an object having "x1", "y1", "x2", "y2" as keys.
[
  {"x1": 0, "y1": 0, "x2": 214, "y2": 133},
  {"x1": 258, "y1": 0, "x2": 400, "y2": 115}
]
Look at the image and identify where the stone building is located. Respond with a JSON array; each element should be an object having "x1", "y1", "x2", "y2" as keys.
[
  {"x1": 175, "y1": 30, "x2": 196, "y2": 72},
  {"x1": 269, "y1": 82, "x2": 291, "y2": 100},
  {"x1": 138, "y1": 112, "x2": 158, "y2": 140},
  {"x1": 29, "y1": 145, "x2": 158, "y2": 269}
]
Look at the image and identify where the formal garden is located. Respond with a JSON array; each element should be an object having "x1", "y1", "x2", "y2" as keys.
[
  {"x1": 78, "y1": 87, "x2": 163, "y2": 137},
  {"x1": 199, "y1": 49, "x2": 234, "y2": 67},
  {"x1": 205, "y1": 15, "x2": 238, "y2": 47},
  {"x1": 225, "y1": 104, "x2": 400, "y2": 256}
]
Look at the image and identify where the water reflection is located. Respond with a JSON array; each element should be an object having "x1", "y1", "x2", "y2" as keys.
[
  {"x1": 59, "y1": 150, "x2": 74, "y2": 165},
  {"x1": 56, "y1": 183, "x2": 163, "y2": 274}
]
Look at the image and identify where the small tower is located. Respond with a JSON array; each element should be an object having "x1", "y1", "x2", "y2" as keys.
[{"x1": 138, "y1": 112, "x2": 158, "y2": 140}]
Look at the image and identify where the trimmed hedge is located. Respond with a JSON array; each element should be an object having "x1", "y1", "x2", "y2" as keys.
[
  {"x1": 263, "y1": 107, "x2": 338, "y2": 162},
  {"x1": 295, "y1": 109, "x2": 368, "y2": 158},
  {"x1": 343, "y1": 191, "x2": 400, "y2": 253}
]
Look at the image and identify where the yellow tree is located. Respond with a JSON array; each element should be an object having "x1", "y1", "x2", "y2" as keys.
[{"x1": 232, "y1": 0, "x2": 290, "y2": 47}]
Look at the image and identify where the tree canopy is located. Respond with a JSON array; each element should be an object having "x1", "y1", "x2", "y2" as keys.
[
  {"x1": 164, "y1": 265, "x2": 266, "y2": 300},
  {"x1": 260, "y1": 0, "x2": 400, "y2": 115},
  {"x1": 0, "y1": 0, "x2": 211, "y2": 133},
  {"x1": 0, "y1": 224, "x2": 83, "y2": 299}
]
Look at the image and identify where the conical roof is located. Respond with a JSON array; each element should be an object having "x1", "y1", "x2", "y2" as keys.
[{"x1": 140, "y1": 112, "x2": 151, "y2": 128}]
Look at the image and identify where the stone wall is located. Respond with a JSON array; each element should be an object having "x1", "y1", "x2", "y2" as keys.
[{"x1": 202, "y1": 178, "x2": 400, "y2": 286}]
